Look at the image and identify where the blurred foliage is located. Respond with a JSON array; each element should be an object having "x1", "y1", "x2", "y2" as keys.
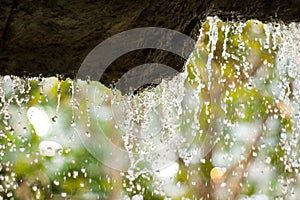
[{"x1": 0, "y1": 18, "x2": 299, "y2": 199}]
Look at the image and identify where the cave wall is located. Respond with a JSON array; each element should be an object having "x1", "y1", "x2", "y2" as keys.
[{"x1": 0, "y1": 0, "x2": 299, "y2": 82}]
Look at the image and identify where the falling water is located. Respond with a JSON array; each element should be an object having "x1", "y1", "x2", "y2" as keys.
[{"x1": 0, "y1": 17, "x2": 300, "y2": 199}]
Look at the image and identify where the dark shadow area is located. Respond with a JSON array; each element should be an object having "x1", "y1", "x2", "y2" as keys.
[{"x1": 0, "y1": 0, "x2": 299, "y2": 84}]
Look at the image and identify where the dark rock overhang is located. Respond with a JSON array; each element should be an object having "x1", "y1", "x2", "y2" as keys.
[{"x1": 0, "y1": 0, "x2": 299, "y2": 84}]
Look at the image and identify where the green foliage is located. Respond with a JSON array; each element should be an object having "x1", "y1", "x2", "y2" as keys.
[{"x1": 0, "y1": 18, "x2": 299, "y2": 199}]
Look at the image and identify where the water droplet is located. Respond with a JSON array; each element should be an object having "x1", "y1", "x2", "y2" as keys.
[
  {"x1": 52, "y1": 115, "x2": 57, "y2": 122},
  {"x1": 39, "y1": 141, "x2": 63, "y2": 157},
  {"x1": 85, "y1": 131, "x2": 91, "y2": 138},
  {"x1": 61, "y1": 192, "x2": 67, "y2": 197},
  {"x1": 53, "y1": 180, "x2": 60, "y2": 186},
  {"x1": 19, "y1": 146, "x2": 25, "y2": 152},
  {"x1": 32, "y1": 185, "x2": 38, "y2": 191},
  {"x1": 265, "y1": 156, "x2": 271, "y2": 164}
]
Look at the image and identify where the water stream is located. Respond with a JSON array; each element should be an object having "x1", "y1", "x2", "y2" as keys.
[{"x1": 0, "y1": 17, "x2": 300, "y2": 199}]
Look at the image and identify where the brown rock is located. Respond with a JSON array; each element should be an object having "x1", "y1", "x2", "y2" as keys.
[{"x1": 0, "y1": 0, "x2": 299, "y2": 84}]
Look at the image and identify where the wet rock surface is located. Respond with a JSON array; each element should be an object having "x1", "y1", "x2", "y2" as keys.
[{"x1": 0, "y1": 0, "x2": 299, "y2": 84}]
